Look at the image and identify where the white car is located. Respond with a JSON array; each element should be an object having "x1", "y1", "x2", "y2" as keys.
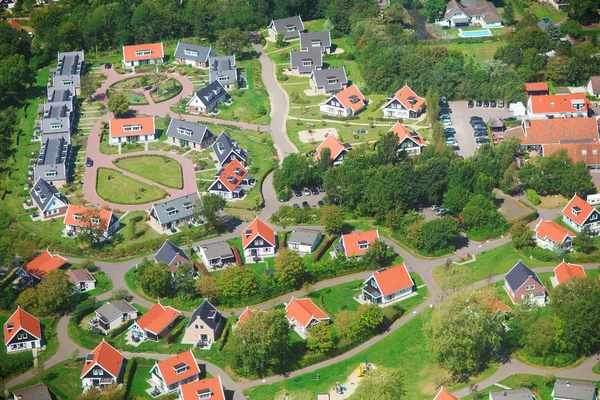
[{"x1": 441, "y1": 119, "x2": 452, "y2": 126}]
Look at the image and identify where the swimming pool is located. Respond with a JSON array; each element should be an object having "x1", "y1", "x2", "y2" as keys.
[{"x1": 459, "y1": 29, "x2": 493, "y2": 38}]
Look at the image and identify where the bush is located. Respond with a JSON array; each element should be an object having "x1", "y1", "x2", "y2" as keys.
[
  {"x1": 526, "y1": 189, "x2": 541, "y2": 205},
  {"x1": 313, "y1": 235, "x2": 339, "y2": 263},
  {"x1": 108, "y1": 319, "x2": 134, "y2": 340},
  {"x1": 166, "y1": 320, "x2": 185, "y2": 344},
  {"x1": 218, "y1": 324, "x2": 230, "y2": 352},
  {"x1": 122, "y1": 358, "x2": 138, "y2": 399}
]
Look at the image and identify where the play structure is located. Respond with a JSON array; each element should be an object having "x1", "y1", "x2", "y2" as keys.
[{"x1": 329, "y1": 361, "x2": 374, "y2": 399}]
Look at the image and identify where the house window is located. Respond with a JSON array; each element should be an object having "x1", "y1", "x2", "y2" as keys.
[
  {"x1": 74, "y1": 213, "x2": 83, "y2": 221},
  {"x1": 291, "y1": 243, "x2": 299, "y2": 249},
  {"x1": 311, "y1": 41, "x2": 321, "y2": 47},
  {"x1": 166, "y1": 207, "x2": 177, "y2": 216},
  {"x1": 358, "y1": 242, "x2": 369, "y2": 250},
  {"x1": 177, "y1": 127, "x2": 193, "y2": 137},
  {"x1": 217, "y1": 183, "x2": 223, "y2": 189},
  {"x1": 195, "y1": 324, "x2": 199, "y2": 329},
  {"x1": 90, "y1": 217, "x2": 100, "y2": 224},
  {"x1": 62, "y1": 80, "x2": 73, "y2": 86},
  {"x1": 218, "y1": 76, "x2": 227, "y2": 82},
  {"x1": 302, "y1": 60, "x2": 313, "y2": 67},
  {"x1": 199, "y1": 392, "x2": 212, "y2": 399},
  {"x1": 45, "y1": 171, "x2": 57, "y2": 178},
  {"x1": 184, "y1": 49, "x2": 199, "y2": 57},
  {"x1": 135, "y1": 50, "x2": 152, "y2": 57},
  {"x1": 93, "y1": 369, "x2": 103, "y2": 376},
  {"x1": 582, "y1": 150, "x2": 587, "y2": 155},
  {"x1": 50, "y1": 123, "x2": 62, "y2": 130},
  {"x1": 525, "y1": 285, "x2": 534, "y2": 291},
  {"x1": 286, "y1": 26, "x2": 296, "y2": 32},
  {"x1": 327, "y1": 78, "x2": 338, "y2": 85},
  {"x1": 256, "y1": 239, "x2": 264, "y2": 246},
  {"x1": 123, "y1": 124, "x2": 142, "y2": 132}
]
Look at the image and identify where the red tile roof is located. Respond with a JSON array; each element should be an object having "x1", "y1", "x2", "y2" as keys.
[
  {"x1": 4, "y1": 307, "x2": 41, "y2": 343},
  {"x1": 341, "y1": 230, "x2": 379, "y2": 257},
  {"x1": 109, "y1": 117, "x2": 155, "y2": 138},
  {"x1": 216, "y1": 159, "x2": 247, "y2": 192},
  {"x1": 434, "y1": 388, "x2": 459, "y2": 400},
  {"x1": 528, "y1": 94, "x2": 590, "y2": 115},
  {"x1": 285, "y1": 297, "x2": 329, "y2": 328},
  {"x1": 383, "y1": 85, "x2": 425, "y2": 111},
  {"x1": 543, "y1": 143, "x2": 600, "y2": 166},
  {"x1": 562, "y1": 195, "x2": 597, "y2": 226},
  {"x1": 122, "y1": 43, "x2": 164, "y2": 62},
  {"x1": 468, "y1": 292, "x2": 512, "y2": 317},
  {"x1": 371, "y1": 264, "x2": 413, "y2": 297},
  {"x1": 321, "y1": 84, "x2": 367, "y2": 113},
  {"x1": 554, "y1": 261, "x2": 586, "y2": 285},
  {"x1": 23, "y1": 250, "x2": 67, "y2": 280},
  {"x1": 179, "y1": 377, "x2": 225, "y2": 400},
  {"x1": 135, "y1": 303, "x2": 181, "y2": 335},
  {"x1": 155, "y1": 350, "x2": 200, "y2": 387},
  {"x1": 241, "y1": 217, "x2": 276, "y2": 249},
  {"x1": 237, "y1": 307, "x2": 263, "y2": 326},
  {"x1": 525, "y1": 82, "x2": 549, "y2": 92},
  {"x1": 535, "y1": 220, "x2": 576, "y2": 244},
  {"x1": 389, "y1": 123, "x2": 426, "y2": 147},
  {"x1": 80, "y1": 340, "x2": 124, "y2": 379},
  {"x1": 315, "y1": 135, "x2": 347, "y2": 161},
  {"x1": 507, "y1": 118, "x2": 599, "y2": 145},
  {"x1": 64, "y1": 205, "x2": 114, "y2": 231},
  {"x1": 8, "y1": 19, "x2": 22, "y2": 32}
]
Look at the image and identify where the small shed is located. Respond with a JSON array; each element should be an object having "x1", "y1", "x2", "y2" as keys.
[{"x1": 488, "y1": 117, "x2": 505, "y2": 132}]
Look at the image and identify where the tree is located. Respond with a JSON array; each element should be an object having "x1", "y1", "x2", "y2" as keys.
[
  {"x1": 137, "y1": 263, "x2": 173, "y2": 298},
  {"x1": 320, "y1": 205, "x2": 345, "y2": 235},
  {"x1": 274, "y1": 249, "x2": 306, "y2": 289},
  {"x1": 36, "y1": 270, "x2": 74, "y2": 315},
  {"x1": 107, "y1": 92, "x2": 129, "y2": 118},
  {"x1": 0, "y1": 54, "x2": 34, "y2": 108},
  {"x1": 420, "y1": 217, "x2": 461, "y2": 255},
  {"x1": 510, "y1": 222, "x2": 533, "y2": 249},
  {"x1": 218, "y1": 28, "x2": 248, "y2": 55},
  {"x1": 422, "y1": 0, "x2": 446, "y2": 22},
  {"x1": 564, "y1": 0, "x2": 599, "y2": 25},
  {"x1": 443, "y1": 185, "x2": 471, "y2": 213},
  {"x1": 217, "y1": 267, "x2": 258, "y2": 299},
  {"x1": 172, "y1": 263, "x2": 196, "y2": 297},
  {"x1": 353, "y1": 368, "x2": 405, "y2": 400},
  {"x1": 323, "y1": 19, "x2": 334, "y2": 31},
  {"x1": 0, "y1": 239, "x2": 15, "y2": 276},
  {"x1": 16, "y1": 287, "x2": 38, "y2": 312},
  {"x1": 358, "y1": 303, "x2": 384, "y2": 330},
  {"x1": 574, "y1": 227, "x2": 595, "y2": 254},
  {"x1": 546, "y1": 24, "x2": 561, "y2": 41},
  {"x1": 503, "y1": 2, "x2": 515, "y2": 26},
  {"x1": 275, "y1": 32, "x2": 286, "y2": 48},
  {"x1": 306, "y1": 321, "x2": 335, "y2": 354},
  {"x1": 544, "y1": 56, "x2": 569, "y2": 83},
  {"x1": 334, "y1": 310, "x2": 363, "y2": 340},
  {"x1": 108, "y1": 288, "x2": 129, "y2": 301},
  {"x1": 281, "y1": 153, "x2": 313, "y2": 189},
  {"x1": 198, "y1": 193, "x2": 226, "y2": 229},
  {"x1": 362, "y1": 239, "x2": 390, "y2": 269},
  {"x1": 195, "y1": 276, "x2": 221, "y2": 304},
  {"x1": 377, "y1": 131, "x2": 399, "y2": 165}
]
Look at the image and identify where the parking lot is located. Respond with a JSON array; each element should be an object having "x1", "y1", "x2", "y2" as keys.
[{"x1": 447, "y1": 101, "x2": 514, "y2": 158}]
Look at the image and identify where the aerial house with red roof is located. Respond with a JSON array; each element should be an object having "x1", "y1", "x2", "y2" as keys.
[
  {"x1": 122, "y1": 43, "x2": 164, "y2": 69},
  {"x1": 389, "y1": 122, "x2": 427, "y2": 156},
  {"x1": 525, "y1": 82, "x2": 549, "y2": 98},
  {"x1": 109, "y1": 117, "x2": 156, "y2": 145},
  {"x1": 434, "y1": 387, "x2": 459, "y2": 400},
  {"x1": 242, "y1": 217, "x2": 277, "y2": 260},
  {"x1": 63, "y1": 205, "x2": 120, "y2": 240},
  {"x1": 17, "y1": 250, "x2": 67, "y2": 285},
  {"x1": 178, "y1": 376, "x2": 226, "y2": 400},
  {"x1": 315, "y1": 136, "x2": 353, "y2": 166},
  {"x1": 150, "y1": 350, "x2": 201, "y2": 394},
  {"x1": 206, "y1": 159, "x2": 253, "y2": 200},
  {"x1": 526, "y1": 93, "x2": 590, "y2": 119},
  {"x1": 128, "y1": 302, "x2": 181, "y2": 342},
  {"x1": 4, "y1": 307, "x2": 42, "y2": 353},
  {"x1": 80, "y1": 340, "x2": 124, "y2": 392},
  {"x1": 336, "y1": 230, "x2": 380, "y2": 259},
  {"x1": 562, "y1": 195, "x2": 600, "y2": 233},
  {"x1": 552, "y1": 261, "x2": 586, "y2": 287},
  {"x1": 319, "y1": 84, "x2": 367, "y2": 117},
  {"x1": 285, "y1": 297, "x2": 330, "y2": 338},
  {"x1": 381, "y1": 85, "x2": 425, "y2": 119},
  {"x1": 361, "y1": 263, "x2": 415, "y2": 305},
  {"x1": 534, "y1": 220, "x2": 576, "y2": 251}
]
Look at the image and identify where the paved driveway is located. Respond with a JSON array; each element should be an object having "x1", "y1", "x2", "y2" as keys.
[{"x1": 448, "y1": 101, "x2": 513, "y2": 158}]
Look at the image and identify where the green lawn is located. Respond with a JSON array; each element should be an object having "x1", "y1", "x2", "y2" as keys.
[
  {"x1": 111, "y1": 75, "x2": 163, "y2": 90},
  {"x1": 434, "y1": 41, "x2": 505, "y2": 62},
  {"x1": 96, "y1": 168, "x2": 168, "y2": 205},
  {"x1": 151, "y1": 78, "x2": 183, "y2": 103},
  {"x1": 111, "y1": 318, "x2": 191, "y2": 354},
  {"x1": 107, "y1": 88, "x2": 149, "y2": 105},
  {"x1": 113, "y1": 155, "x2": 183, "y2": 189},
  {"x1": 308, "y1": 280, "x2": 363, "y2": 316},
  {"x1": 7, "y1": 360, "x2": 83, "y2": 399},
  {"x1": 530, "y1": 3, "x2": 567, "y2": 23}
]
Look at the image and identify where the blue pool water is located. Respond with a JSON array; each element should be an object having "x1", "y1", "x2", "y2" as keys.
[{"x1": 460, "y1": 29, "x2": 493, "y2": 38}]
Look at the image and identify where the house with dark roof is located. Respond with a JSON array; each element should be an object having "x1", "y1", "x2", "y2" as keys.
[
  {"x1": 81, "y1": 340, "x2": 124, "y2": 392},
  {"x1": 150, "y1": 350, "x2": 201, "y2": 394},
  {"x1": 197, "y1": 241, "x2": 235, "y2": 270},
  {"x1": 208, "y1": 56, "x2": 237, "y2": 91},
  {"x1": 95, "y1": 300, "x2": 138, "y2": 333},
  {"x1": 587, "y1": 76, "x2": 600, "y2": 99},
  {"x1": 300, "y1": 31, "x2": 332, "y2": 53},
  {"x1": 242, "y1": 217, "x2": 277, "y2": 259},
  {"x1": 33, "y1": 135, "x2": 71, "y2": 187},
  {"x1": 435, "y1": 0, "x2": 502, "y2": 29},
  {"x1": 4, "y1": 307, "x2": 42, "y2": 354},
  {"x1": 362, "y1": 264, "x2": 415, "y2": 305},
  {"x1": 489, "y1": 388, "x2": 534, "y2": 400},
  {"x1": 148, "y1": 192, "x2": 201, "y2": 234},
  {"x1": 182, "y1": 299, "x2": 225, "y2": 348},
  {"x1": 178, "y1": 376, "x2": 226, "y2": 400},
  {"x1": 381, "y1": 85, "x2": 426, "y2": 119},
  {"x1": 504, "y1": 260, "x2": 546, "y2": 305},
  {"x1": 11, "y1": 383, "x2": 52, "y2": 400},
  {"x1": 47, "y1": 86, "x2": 76, "y2": 103},
  {"x1": 389, "y1": 123, "x2": 427, "y2": 156},
  {"x1": 552, "y1": 379, "x2": 597, "y2": 400},
  {"x1": 52, "y1": 51, "x2": 85, "y2": 91},
  {"x1": 207, "y1": 159, "x2": 253, "y2": 200},
  {"x1": 29, "y1": 178, "x2": 69, "y2": 220},
  {"x1": 211, "y1": 132, "x2": 246, "y2": 166},
  {"x1": 165, "y1": 118, "x2": 216, "y2": 150},
  {"x1": 17, "y1": 250, "x2": 67, "y2": 285},
  {"x1": 309, "y1": 67, "x2": 348, "y2": 95},
  {"x1": 288, "y1": 228, "x2": 322, "y2": 254},
  {"x1": 38, "y1": 100, "x2": 74, "y2": 135},
  {"x1": 66, "y1": 269, "x2": 96, "y2": 294},
  {"x1": 320, "y1": 84, "x2": 367, "y2": 117},
  {"x1": 0, "y1": 0, "x2": 16, "y2": 10},
  {"x1": 129, "y1": 302, "x2": 181, "y2": 341},
  {"x1": 562, "y1": 195, "x2": 600, "y2": 233},
  {"x1": 285, "y1": 297, "x2": 329, "y2": 338},
  {"x1": 268, "y1": 16, "x2": 305, "y2": 40},
  {"x1": 315, "y1": 136, "x2": 353, "y2": 166},
  {"x1": 187, "y1": 80, "x2": 231, "y2": 114},
  {"x1": 154, "y1": 240, "x2": 193, "y2": 272},
  {"x1": 534, "y1": 220, "x2": 576, "y2": 251},
  {"x1": 174, "y1": 42, "x2": 216, "y2": 69},
  {"x1": 290, "y1": 50, "x2": 322, "y2": 74}
]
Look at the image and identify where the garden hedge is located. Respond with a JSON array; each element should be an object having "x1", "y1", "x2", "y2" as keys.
[{"x1": 313, "y1": 235, "x2": 339, "y2": 263}]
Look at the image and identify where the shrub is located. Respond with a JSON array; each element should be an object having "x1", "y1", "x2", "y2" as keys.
[
  {"x1": 218, "y1": 324, "x2": 231, "y2": 352},
  {"x1": 108, "y1": 319, "x2": 134, "y2": 340},
  {"x1": 313, "y1": 235, "x2": 339, "y2": 263},
  {"x1": 122, "y1": 358, "x2": 138, "y2": 399},
  {"x1": 526, "y1": 189, "x2": 541, "y2": 205},
  {"x1": 166, "y1": 320, "x2": 185, "y2": 344}
]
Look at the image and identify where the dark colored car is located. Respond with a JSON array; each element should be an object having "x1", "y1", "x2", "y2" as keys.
[
  {"x1": 483, "y1": 100, "x2": 490, "y2": 108},
  {"x1": 439, "y1": 96, "x2": 447, "y2": 106},
  {"x1": 318, "y1": 185, "x2": 324, "y2": 192},
  {"x1": 318, "y1": 200, "x2": 324, "y2": 207},
  {"x1": 503, "y1": 116, "x2": 517, "y2": 121},
  {"x1": 293, "y1": 203, "x2": 300, "y2": 209},
  {"x1": 440, "y1": 106, "x2": 451, "y2": 114},
  {"x1": 476, "y1": 100, "x2": 482, "y2": 107},
  {"x1": 444, "y1": 128, "x2": 456, "y2": 135},
  {"x1": 86, "y1": 157, "x2": 93, "y2": 167},
  {"x1": 302, "y1": 201, "x2": 310, "y2": 209},
  {"x1": 294, "y1": 188, "x2": 302, "y2": 197},
  {"x1": 105, "y1": 63, "x2": 112, "y2": 69},
  {"x1": 468, "y1": 100, "x2": 474, "y2": 108},
  {"x1": 311, "y1": 186, "x2": 319, "y2": 195},
  {"x1": 490, "y1": 100, "x2": 497, "y2": 108},
  {"x1": 470, "y1": 116, "x2": 483, "y2": 122},
  {"x1": 473, "y1": 130, "x2": 487, "y2": 137},
  {"x1": 476, "y1": 137, "x2": 490, "y2": 144}
]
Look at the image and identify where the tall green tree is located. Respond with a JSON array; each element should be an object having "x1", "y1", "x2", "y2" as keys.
[
  {"x1": 353, "y1": 368, "x2": 405, "y2": 400},
  {"x1": 503, "y1": 2, "x2": 515, "y2": 26},
  {"x1": 218, "y1": 28, "x2": 248, "y2": 55},
  {"x1": 198, "y1": 193, "x2": 227, "y2": 229},
  {"x1": 36, "y1": 270, "x2": 75, "y2": 315},
  {"x1": 377, "y1": 131, "x2": 400, "y2": 165},
  {"x1": 108, "y1": 92, "x2": 129, "y2": 118},
  {"x1": 274, "y1": 248, "x2": 306, "y2": 289},
  {"x1": 307, "y1": 321, "x2": 335, "y2": 354},
  {"x1": 422, "y1": 0, "x2": 446, "y2": 22},
  {"x1": 320, "y1": 205, "x2": 345, "y2": 235},
  {"x1": 138, "y1": 263, "x2": 173, "y2": 298},
  {"x1": 574, "y1": 227, "x2": 595, "y2": 254},
  {"x1": 217, "y1": 267, "x2": 258, "y2": 299},
  {"x1": 510, "y1": 222, "x2": 533, "y2": 249}
]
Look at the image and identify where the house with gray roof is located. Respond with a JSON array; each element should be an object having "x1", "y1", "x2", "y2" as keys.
[
  {"x1": 39, "y1": 101, "x2": 74, "y2": 135},
  {"x1": 504, "y1": 260, "x2": 546, "y2": 306},
  {"x1": 165, "y1": 118, "x2": 216, "y2": 150},
  {"x1": 290, "y1": 50, "x2": 322, "y2": 75},
  {"x1": 268, "y1": 16, "x2": 305, "y2": 40},
  {"x1": 288, "y1": 228, "x2": 323, "y2": 254},
  {"x1": 553, "y1": 379, "x2": 596, "y2": 400},
  {"x1": 174, "y1": 41, "x2": 216, "y2": 69},
  {"x1": 489, "y1": 388, "x2": 534, "y2": 400},
  {"x1": 95, "y1": 300, "x2": 138, "y2": 333},
  {"x1": 52, "y1": 50, "x2": 85, "y2": 92},
  {"x1": 300, "y1": 31, "x2": 332, "y2": 54},
  {"x1": 148, "y1": 192, "x2": 201, "y2": 234},
  {"x1": 212, "y1": 132, "x2": 246, "y2": 166},
  {"x1": 182, "y1": 299, "x2": 225, "y2": 348},
  {"x1": 154, "y1": 240, "x2": 192, "y2": 272},
  {"x1": 198, "y1": 241, "x2": 235, "y2": 270},
  {"x1": 435, "y1": 0, "x2": 502, "y2": 29},
  {"x1": 33, "y1": 135, "x2": 71, "y2": 187},
  {"x1": 29, "y1": 178, "x2": 69, "y2": 220},
  {"x1": 208, "y1": 56, "x2": 238, "y2": 91},
  {"x1": 12, "y1": 383, "x2": 52, "y2": 400},
  {"x1": 47, "y1": 86, "x2": 76, "y2": 103},
  {"x1": 309, "y1": 67, "x2": 348, "y2": 95},
  {"x1": 66, "y1": 269, "x2": 96, "y2": 294},
  {"x1": 187, "y1": 80, "x2": 231, "y2": 114}
]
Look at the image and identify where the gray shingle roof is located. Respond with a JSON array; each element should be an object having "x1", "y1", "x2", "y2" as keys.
[
  {"x1": 29, "y1": 177, "x2": 67, "y2": 210},
  {"x1": 188, "y1": 299, "x2": 222, "y2": 331},
  {"x1": 149, "y1": 192, "x2": 200, "y2": 225},
  {"x1": 199, "y1": 241, "x2": 234, "y2": 261},
  {"x1": 300, "y1": 32, "x2": 331, "y2": 52},
  {"x1": 505, "y1": 260, "x2": 543, "y2": 292},
  {"x1": 47, "y1": 86, "x2": 75, "y2": 103},
  {"x1": 190, "y1": 80, "x2": 231, "y2": 110},
  {"x1": 96, "y1": 300, "x2": 138, "y2": 324},
  {"x1": 174, "y1": 42, "x2": 213, "y2": 63},
  {"x1": 154, "y1": 240, "x2": 192, "y2": 265},
  {"x1": 271, "y1": 16, "x2": 304, "y2": 39},
  {"x1": 209, "y1": 55, "x2": 237, "y2": 86},
  {"x1": 288, "y1": 229, "x2": 321, "y2": 246},
  {"x1": 34, "y1": 136, "x2": 70, "y2": 182},
  {"x1": 290, "y1": 50, "x2": 323, "y2": 74},
  {"x1": 311, "y1": 67, "x2": 348, "y2": 92},
  {"x1": 40, "y1": 101, "x2": 73, "y2": 134},
  {"x1": 554, "y1": 380, "x2": 596, "y2": 400},
  {"x1": 57, "y1": 50, "x2": 84, "y2": 76},
  {"x1": 66, "y1": 269, "x2": 95, "y2": 283},
  {"x1": 165, "y1": 118, "x2": 214, "y2": 145},
  {"x1": 12, "y1": 384, "x2": 52, "y2": 400},
  {"x1": 489, "y1": 389, "x2": 533, "y2": 400},
  {"x1": 212, "y1": 132, "x2": 246, "y2": 166}
]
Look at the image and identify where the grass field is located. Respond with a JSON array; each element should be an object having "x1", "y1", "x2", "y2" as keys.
[
  {"x1": 7, "y1": 360, "x2": 83, "y2": 399},
  {"x1": 96, "y1": 168, "x2": 168, "y2": 205},
  {"x1": 308, "y1": 280, "x2": 362, "y2": 316},
  {"x1": 437, "y1": 41, "x2": 505, "y2": 62},
  {"x1": 113, "y1": 155, "x2": 183, "y2": 189},
  {"x1": 530, "y1": 3, "x2": 567, "y2": 23},
  {"x1": 151, "y1": 78, "x2": 183, "y2": 103}
]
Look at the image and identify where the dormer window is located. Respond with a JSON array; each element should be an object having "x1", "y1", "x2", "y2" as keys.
[
  {"x1": 40, "y1": 194, "x2": 47, "y2": 201},
  {"x1": 135, "y1": 50, "x2": 152, "y2": 57},
  {"x1": 173, "y1": 362, "x2": 188, "y2": 374},
  {"x1": 550, "y1": 102, "x2": 555, "y2": 107},
  {"x1": 62, "y1": 80, "x2": 73, "y2": 86},
  {"x1": 6, "y1": 322, "x2": 14, "y2": 331},
  {"x1": 327, "y1": 78, "x2": 338, "y2": 85},
  {"x1": 166, "y1": 207, "x2": 177, "y2": 216},
  {"x1": 302, "y1": 60, "x2": 313, "y2": 67},
  {"x1": 197, "y1": 388, "x2": 213, "y2": 399},
  {"x1": 208, "y1": 310, "x2": 217, "y2": 320},
  {"x1": 183, "y1": 202, "x2": 193, "y2": 210},
  {"x1": 90, "y1": 217, "x2": 100, "y2": 224},
  {"x1": 311, "y1": 40, "x2": 321, "y2": 47},
  {"x1": 177, "y1": 127, "x2": 193, "y2": 137},
  {"x1": 245, "y1": 229, "x2": 252, "y2": 238},
  {"x1": 218, "y1": 76, "x2": 227, "y2": 82},
  {"x1": 35, "y1": 186, "x2": 42, "y2": 193},
  {"x1": 50, "y1": 123, "x2": 62, "y2": 130},
  {"x1": 74, "y1": 213, "x2": 83, "y2": 221},
  {"x1": 227, "y1": 176, "x2": 236, "y2": 184},
  {"x1": 234, "y1": 168, "x2": 242, "y2": 175},
  {"x1": 572, "y1": 206, "x2": 581, "y2": 216},
  {"x1": 184, "y1": 49, "x2": 199, "y2": 57},
  {"x1": 286, "y1": 26, "x2": 296, "y2": 32},
  {"x1": 358, "y1": 240, "x2": 369, "y2": 250},
  {"x1": 123, "y1": 124, "x2": 142, "y2": 132}
]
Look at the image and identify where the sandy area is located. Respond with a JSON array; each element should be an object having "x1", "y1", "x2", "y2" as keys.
[
  {"x1": 304, "y1": 89, "x2": 324, "y2": 97},
  {"x1": 325, "y1": 364, "x2": 377, "y2": 399},
  {"x1": 298, "y1": 128, "x2": 339, "y2": 143}
]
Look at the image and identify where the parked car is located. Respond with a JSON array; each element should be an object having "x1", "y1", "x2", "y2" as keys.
[
  {"x1": 318, "y1": 200, "x2": 324, "y2": 207},
  {"x1": 86, "y1": 157, "x2": 93, "y2": 167},
  {"x1": 468, "y1": 100, "x2": 474, "y2": 108},
  {"x1": 303, "y1": 187, "x2": 310, "y2": 196},
  {"x1": 498, "y1": 100, "x2": 504, "y2": 108},
  {"x1": 302, "y1": 201, "x2": 310, "y2": 209},
  {"x1": 476, "y1": 100, "x2": 482, "y2": 107},
  {"x1": 490, "y1": 100, "x2": 497, "y2": 108},
  {"x1": 439, "y1": 96, "x2": 447, "y2": 106},
  {"x1": 444, "y1": 128, "x2": 456, "y2": 137},
  {"x1": 483, "y1": 100, "x2": 489, "y2": 108},
  {"x1": 476, "y1": 137, "x2": 490, "y2": 144},
  {"x1": 105, "y1": 63, "x2": 112, "y2": 69},
  {"x1": 503, "y1": 116, "x2": 516, "y2": 121},
  {"x1": 294, "y1": 188, "x2": 302, "y2": 197},
  {"x1": 293, "y1": 203, "x2": 300, "y2": 209},
  {"x1": 311, "y1": 186, "x2": 319, "y2": 195},
  {"x1": 473, "y1": 130, "x2": 487, "y2": 137},
  {"x1": 446, "y1": 137, "x2": 456, "y2": 144},
  {"x1": 472, "y1": 124, "x2": 486, "y2": 130},
  {"x1": 470, "y1": 116, "x2": 483, "y2": 122},
  {"x1": 439, "y1": 113, "x2": 451, "y2": 120},
  {"x1": 440, "y1": 106, "x2": 451, "y2": 114},
  {"x1": 441, "y1": 119, "x2": 453, "y2": 126},
  {"x1": 318, "y1": 185, "x2": 324, "y2": 193}
]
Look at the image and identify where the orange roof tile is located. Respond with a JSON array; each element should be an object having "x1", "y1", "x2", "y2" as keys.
[
  {"x1": 535, "y1": 220, "x2": 576, "y2": 244},
  {"x1": 8, "y1": 19, "x2": 22, "y2": 32},
  {"x1": 468, "y1": 292, "x2": 512, "y2": 317},
  {"x1": 122, "y1": 43, "x2": 164, "y2": 62},
  {"x1": 80, "y1": 340, "x2": 124, "y2": 378},
  {"x1": 543, "y1": 143, "x2": 600, "y2": 166},
  {"x1": 237, "y1": 307, "x2": 263, "y2": 326},
  {"x1": 383, "y1": 85, "x2": 425, "y2": 111},
  {"x1": 155, "y1": 350, "x2": 200, "y2": 386},
  {"x1": 341, "y1": 230, "x2": 379, "y2": 257},
  {"x1": 389, "y1": 123, "x2": 426, "y2": 147},
  {"x1": 515, "y1": 118, "x2": 598, "y2": 145},
  {"x1": 525, "y1": 82, "x2": 549, "y2": 92},
  {"x1": 321, "y1": 84, "x2": 367, "y2": 113},
  {"x1": 554, "y1": 261, "x2": 586, "y2": 285},
  {"x1": 528, "y1": 94, "x2": 590, "y2": 115},
  {"x1": 179, "y1": 377, "x2": 225, "y2": 400},
  {"x1": 285, "y1": 297, "x2": 329, "y2": 328},
  {"x1": 135, "y1": 303, "x2": 181, "y2": 335},
  {"x1": 23, "y1": 250, "x2": 67, "y2": 280},
  {"x1": 562, "y1": 195, "x2": 597, "y2": 226},
  {"x1": 241, "y1": 217, "x2": 276, "y2": 249},
  {"x1": 4, "y1": 307, "x2": 41, "y2": 343},
  {"x1": 216, "y1": 159, "x2": 247, "y2": 192},
  {"x1": 371, "y1": 263, "x2": 413, "y2": 297},
  {"x1": 64, "y1": 205, "x2": 114, "y2": 231},
  {"x1": 434, "y1": 388, "x2": 459, "y2": 400},
  {"x1": 315, "y1": 135, "x2": 347, "y2": 161},
  {"x1": 109, "y1": 117, "x2": 155, "y2": 138}
]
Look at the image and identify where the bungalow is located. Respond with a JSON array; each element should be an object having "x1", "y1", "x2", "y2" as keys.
[
  {"x1": 309, "y1": 67, "x2": 348, "y2": 95},
  {"x1": 187, "y1": 80, "x2": 231, "y2": 114},
  {"x1": 150, "y1": 350, "x2": 201, "y2": 394},
  {"x1": 66, "y1": 269, "x2": 96, "y2": 294},
  {"x1": 33, "y1": 135, "x2": 71, "y2": 188},
  {"x1": 63, "y1": 205, "x2": 120, "y2": 240},
  {"x1": 504, "y1": 260, "x2": 546, "y2": 306},
  {"x1": 122, "y1": 43, "x2": 164, "y2": 69},
  {"x1": 4, "y1": 307, "x2": 42, "y2": 354},
  {"x1": 434, "y1": 388, "x2": 459, "y2": 400},
  {"x1": 527, "y1": 93, "x2": 590, "y2": 119},
  {"x1": 534, "y1": 220, "x2": 576, "y2": 251},
  {"x1": 242, "y1": 217, "x2": 277, "y2": 259},
  {"x1": 181, "y1": 299, "x2": 225, "y2": 349},
  {"x1": 206, "y1": 159, "x2": 253, "y2": 200},
  {"x1": 95, "y1": 300, "x2": 138, "y2": 333},
  {"x1": 562, "y1": 195, "x2": 600, "y2": 233},
  {"x1": 29, "y1": 178, "x2": 69, "y2": 220},
  {"x1": 174, "y1": 42, "x2": 216, "y2": 69},
  {"x1": 299, "y1": 31, "x2": 332, "y2": 53},
  {"x1": 320, "y1": 84, "x2": 367, "y2": 117},
  {"x1": 154, "y1": 240, "x2": 193, "y2": 272},
  {"x1": 285, "y1": 297, "x2": 329, "y2": 338},
  {"x1": 148, "y1": 192, "x2": 201, "y2": 234},
  {"x1": 178, "y1": 377, "x2": 226, "y2": 400},
  {"x1": 315, "y1": 136, "x2": 353, "y2": 166},
  {"x1": 490, "y1": 389, "x2": 534, "y2": 400},
  {"x1": 525, "y1": 82, "x2": 549, "y2": 98},
  {"x1": 288, "y1": 228, "x2": 323, "y2": 254},
  {"x1": 290, "y1": 50, "x2": 322, "y2": 74},
  {"x1": 235, "y1": 307, "x2": 264, "y2": 329},
  {"x1": 381, "y1": 85, "x2": 426, "y2": 119},
  {"x1": 165, "y1": 118, "x2": 216, "y2": 150},
  {"x1": 434, "y1": 0, "x2": 502, "y2": 29},
  {"x1": 552, "y1": 379, "x2": 597, "y2": 400},
  {"x1": 81, "y1": 341, "x2": 124, "y2": 392},
  {"x1": 212, "y1": 132, "x2": 246, "y2": 167},
  {"x1": 128, "y1": 302, "x2": 181, "y2": 342},
  {"x1": 552, "y1": 261, "x2": 586, "y2": 287},
  {"x1": 268, "y1": 16, "x2": 305, "y2": 40},
  {"x1": 208, "y1": 56, "x2": 237, "y2": 91},
  {"x1": 587, "y1": 76, "x2": 600, "y2": 98},
  {"x1": 52, "y1": 51, "x2": 85, "y2": 91},
  {"x1": 337, "y1": 230, "x2": 380, "y2": 259},
  {"x1": 11, "y1": 384, "x2": 52, "y2": 400},
  {"x1": 197, "y1": 241, "x2": 235, "y2": 269},
  {"x1": 17, "y1": 250, "x2": 67, "y2": 285},
  {"x1": 361, "y1": 263, "x2": 415, "y2": 305},
  {"x1": 389, "y1": 123, "x2": 427, "y2": 155},
  {"x1": 109, "y1": 117, "x2": 156, "y2": 145}
]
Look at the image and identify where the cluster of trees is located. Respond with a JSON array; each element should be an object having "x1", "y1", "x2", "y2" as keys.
[{"x1": 16, "y1": 270, "x2": 75, "y2": 315}]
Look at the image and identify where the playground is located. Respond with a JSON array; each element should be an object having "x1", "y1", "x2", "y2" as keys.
[
  {"x1": 298, "y1": 127, "x2": 339, "y2": 143},
  {"x1": 322, "y1": 362, "x2": 375, "y2": 399}
]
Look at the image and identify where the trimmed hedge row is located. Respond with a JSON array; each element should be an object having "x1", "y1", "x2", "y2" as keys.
[
  {"x1": 122, "y1": 357, "x2": 138, "y2": 400},
  {"x1": 509, "y1": 200, "x2": 538, "y2": 225},
  {"x1": 313, "y1": 235, "x2": 339, "y2": 263},
  {"x1": 108, "y1": 319, "x2": 134, "y2": 340},
  {"x1": 166, "y1": 320, "x2": 185, "y2": 344},
  {"x1": 218, "y1": 323, "x2": 231, "y2": 352}
]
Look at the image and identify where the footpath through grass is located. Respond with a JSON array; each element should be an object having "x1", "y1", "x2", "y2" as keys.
[
  {"x1": 96, "y1": 168, "x2": 168, "y2": 205},
  {"x1": 113, "y1": 155, "x2": 183, "y2": 189}
]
